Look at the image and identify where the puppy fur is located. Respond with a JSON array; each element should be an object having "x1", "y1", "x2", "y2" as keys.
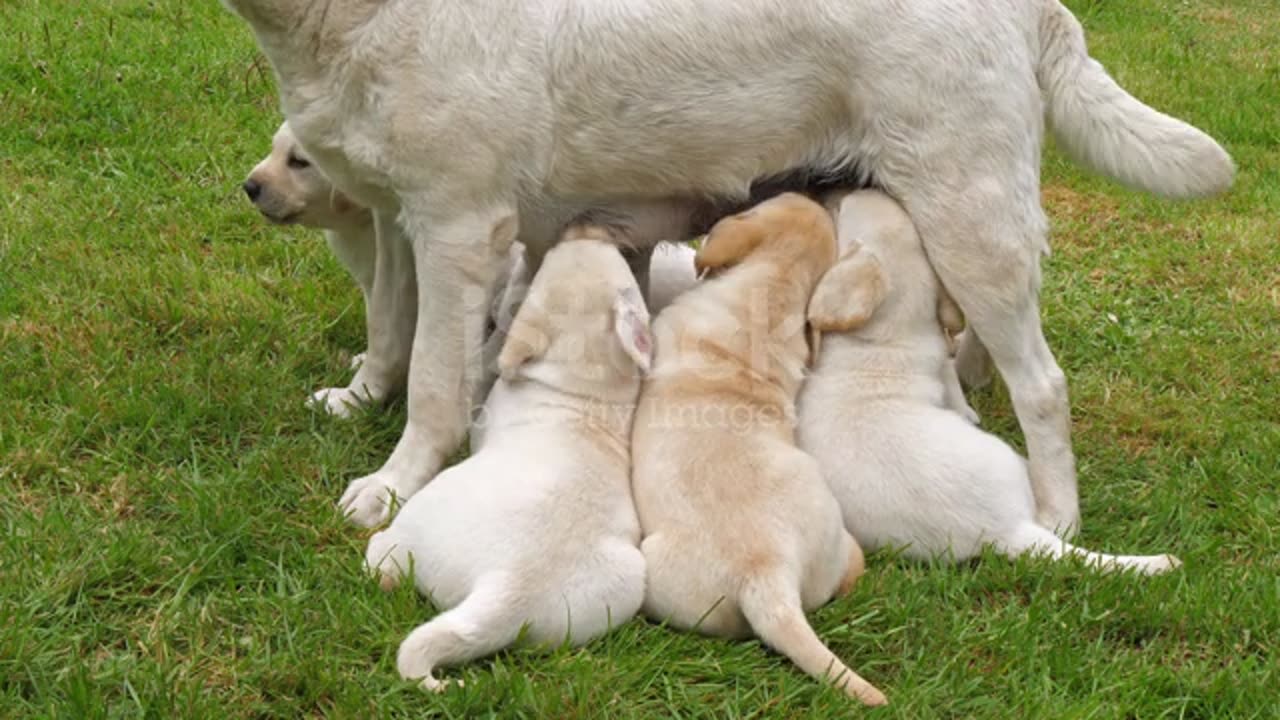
[
  {"x1": 799, "y1": 190, "x2": 1181, "y2": 575},
  {"x1": 632, "y1": 193, "x2": 886, "y2": 706},
  {"x1": 365, "y1": 235, "x2": 652, "y2": 691}
]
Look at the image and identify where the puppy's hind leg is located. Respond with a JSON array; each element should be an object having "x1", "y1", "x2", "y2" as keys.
[
  {"x1": 739, "y1": 572, "x2": 887, "y2": 706},
  {"x1": 836, "y1": 533, "x2": 867, "y2": 597},
  {"x1": 997, "y1": 523, "x2": 1181, "y2": 576},
  {"x1": 396, "y1": 574, "x2": 521, "y2": 692}
]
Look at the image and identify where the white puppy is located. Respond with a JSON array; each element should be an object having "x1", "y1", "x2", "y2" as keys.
[
  {"x1": 479, "y1": 240, "x2": 698, "y2": 409},
  {"x1": 799, "y1": 190, "x2": 1181, "y2": 575},
  {"x1": 244, "y1": 122, "x2": 398, "y2": 416},
  {"x1": 224, "y1": 0, "x2": 1233, "y2": 533},
  {"x1": 633, "y1": 194, "x2": 886, "y2": 706},
  {"x1": 365, "y1": 233, "x2": 652, "y2": 691}
]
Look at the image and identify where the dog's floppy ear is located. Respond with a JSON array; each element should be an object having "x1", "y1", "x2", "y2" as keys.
[
  {"x1": 497, "y1": 299, "x2": 550, "y2": 382},
  {"x1": 613, "y1": 287, "x2": 652, "y2": 375},
  {"x1": 806, "y1": 242, "x2": 887, "y2": 332},
  {"x1": 694, "y1": 211, "x2": 765, "y2": 276}
]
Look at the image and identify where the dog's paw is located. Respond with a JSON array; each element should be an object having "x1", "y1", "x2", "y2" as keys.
[
  {"x1": 338, "y1": 472, "x2": 403, "y2": 527},
  {"x1": 958, "y1": 402, "x2": 981, "y2": 426},
  {"x1": 308, "y1": 386, "x2": 371, "y2": 418},
  {"x1": 349, "y1": 351, "x2": 367, "y2": 370}
]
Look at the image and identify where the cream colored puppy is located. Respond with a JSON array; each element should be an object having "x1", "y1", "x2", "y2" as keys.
[
  {"x1": 365, "y1": 233, "x2": 651, "y2": 691},
  {"x1": 244, "y1": 122, "x2": 388, "y2": 416},
  {"x1": 632, "y1": 193, "x2": 886, "y2": 706},
  {"x1": 246, "y1": 121, "x2": 531, "y2": 417},
  {"x1": 799, "y1": 190, "x2": 1181, "y2": 575}
]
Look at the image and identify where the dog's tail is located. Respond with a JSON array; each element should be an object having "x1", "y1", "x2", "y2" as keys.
[
  {"x1": 396, "y1": 573, "x2": 522, "y2": 692},
  {"x1": 738, "y1": 571, "x2": 887, "y2": 706},
  {"x1": 1036, "y1": 0, "x2": 1233, "y2": 198},
  {"x1": 1002, "y1": 522, "x2": 1182, "y2": 576}
]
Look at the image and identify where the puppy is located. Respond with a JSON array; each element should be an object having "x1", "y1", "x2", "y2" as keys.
[
  {"x1": 478, "y1": 241, "x2": 698, "y2": 409},
  {"x1": 244, "y1": 121, "x2": 380, "y2": 415},
  {"x1": 246, "y1": 121, "x2": 527, "y2": 416},
  {"x1": 799, "y1": 190, "x2": 1181, "y2": 575},
  {"x1": 632, "y1": 193, "x2": 886, "y2": 706},
  {"x1": 365, "y1": 233, "x2": 652, "y2": 691}
]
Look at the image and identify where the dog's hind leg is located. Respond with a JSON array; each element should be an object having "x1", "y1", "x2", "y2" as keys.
[
  {"x1": 998, "y1": 523, "x2": 1181, "y2": 576},
  {"x1": 900, "y1": 160, "x2": 1081, "y2": 538},
  {"x1": 836, "y1": 533, "x2": 866, "y2": 597},
  {"x1": 396, "y1": 574, "x2": 521, "y2": 691}
]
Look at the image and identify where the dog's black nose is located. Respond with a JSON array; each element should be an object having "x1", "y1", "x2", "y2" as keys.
[{"x1": 242, "y1": 179, "x2": 262, "y2": 201}]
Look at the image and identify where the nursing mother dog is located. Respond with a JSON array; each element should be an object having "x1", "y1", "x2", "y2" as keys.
[{"x1": 220, "y1": 0, "x2": 1232, "y2": 534}]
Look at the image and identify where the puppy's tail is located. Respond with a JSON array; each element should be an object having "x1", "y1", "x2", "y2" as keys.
[
  {"x1": 1036, "y1": 0, "x2": 1233, "y2": 198},
  {"x1": 396, "y1": 574, "x2": 522, "y2": 692},
  {"x1": 1001, "y1": 522, "x2": 1182, "y2": 576},
  {"x1": 738, "y1": 572, "x2": 887, "y2": 706}
]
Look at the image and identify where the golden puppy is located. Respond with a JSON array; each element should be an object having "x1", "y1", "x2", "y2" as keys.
[{"x1": 632, "y1": 193, "x2": 886, "y2": 706}]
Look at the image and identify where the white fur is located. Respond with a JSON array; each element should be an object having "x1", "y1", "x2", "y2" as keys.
[
  {"x1": 365, "y1": 238, "x2": 650, "y2": 691},
  {"x1": 799, "y1": 190, "x2": 1181, "y2": 576},
  {"x1": 222, "y1": 0, "x2": 1233, "y2": 529}
]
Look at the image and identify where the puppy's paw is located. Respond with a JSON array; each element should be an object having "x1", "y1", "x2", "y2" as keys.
[
  {"x1": 957, "y1": 402, "x2": 981, "y2": 426},
  {"x1": 308, "y1": 386, "x2": 371, "y2": 418},
  {"x1": 349, "y1": 351, "x2": 367, "y2": 370},
  {"x1": 338, "y1": 472, "x2": 404, "y2": 527}
]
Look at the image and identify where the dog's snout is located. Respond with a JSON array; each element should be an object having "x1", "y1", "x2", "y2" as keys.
[{"x1": 242, "y1": 179, "x2": 262, "y2": 201}]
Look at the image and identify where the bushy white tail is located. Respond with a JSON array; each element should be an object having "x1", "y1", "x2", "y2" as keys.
[
  {"x1": 738, "y1": 573, "x2": 887, "y2": 706},
  {"x1": 1037, "y1": 0, "x2": 1234, "y2": 198}
]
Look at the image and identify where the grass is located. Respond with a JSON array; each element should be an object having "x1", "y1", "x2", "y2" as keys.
[{"x1": 0, "y1": 0, "x2": 1276, "y2": 717}]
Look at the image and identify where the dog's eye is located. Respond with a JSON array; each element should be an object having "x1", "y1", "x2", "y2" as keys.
[{"x1": 287, "y1": 153, "x2": 311, "y2": 169}]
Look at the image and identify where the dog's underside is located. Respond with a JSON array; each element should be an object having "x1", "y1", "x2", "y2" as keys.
[{"x1": 222, "y1": 0, "x2": 1233, "y2": 529}]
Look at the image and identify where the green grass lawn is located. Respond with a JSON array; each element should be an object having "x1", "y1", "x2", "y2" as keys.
[{"x1": 1, "y1": 1, "x2": 1276, "y2": 717}]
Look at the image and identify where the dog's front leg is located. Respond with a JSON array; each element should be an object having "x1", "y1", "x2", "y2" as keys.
[
  {"x1": 339, "y1": 201, "x2": 516, "y2": 527},
  {"x1": 311, "y1": 210, "x2": 416, "y2": 416}
]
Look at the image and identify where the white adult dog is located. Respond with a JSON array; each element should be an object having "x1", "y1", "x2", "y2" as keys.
[
  {"x1": 222, "y1": 0, "x2": 1233, "y2": 529},
  {"x1": 633, "y1": 194, "x2": 885, "y2": 706},
  {"x1": 800, "y1": 190, "x2": 1181, "y2": 575},
  {"x1": 365, "y1": 234, "x2": 652, "y2": 691},
  {"x1": 246, "y1": 121, "x2": 699, "y2": 418}
]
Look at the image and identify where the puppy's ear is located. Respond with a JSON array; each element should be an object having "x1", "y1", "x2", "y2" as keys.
[
  {"x1": 694, "y1": 211, "x2": 764, "y2": 275},
  {"x1": 613, "y1": 287, "x2": 652, "y2": 375},
  {"x1": 497, "y1": 300, "x2": 550, "y2": 382},
  {"x1": 936, "y1": 283, "x2": 965, "y2": 336},
  {"x1": 806, "y1": 243, "x2": 887, "y2": 332}
]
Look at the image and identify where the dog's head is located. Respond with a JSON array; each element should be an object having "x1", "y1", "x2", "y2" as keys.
[
  {"x1": 497, "y1": 234, "x2": 652, "y2": 389},
  {"x1": 694, "y1": 192, "x2": 838, "y2": 281},
  {"x1": 807, "y1": 190, "x2": 963, "y2": 340},
  {"x1": 243, "y1": 121, "x2": 366, "y2": 229}
]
